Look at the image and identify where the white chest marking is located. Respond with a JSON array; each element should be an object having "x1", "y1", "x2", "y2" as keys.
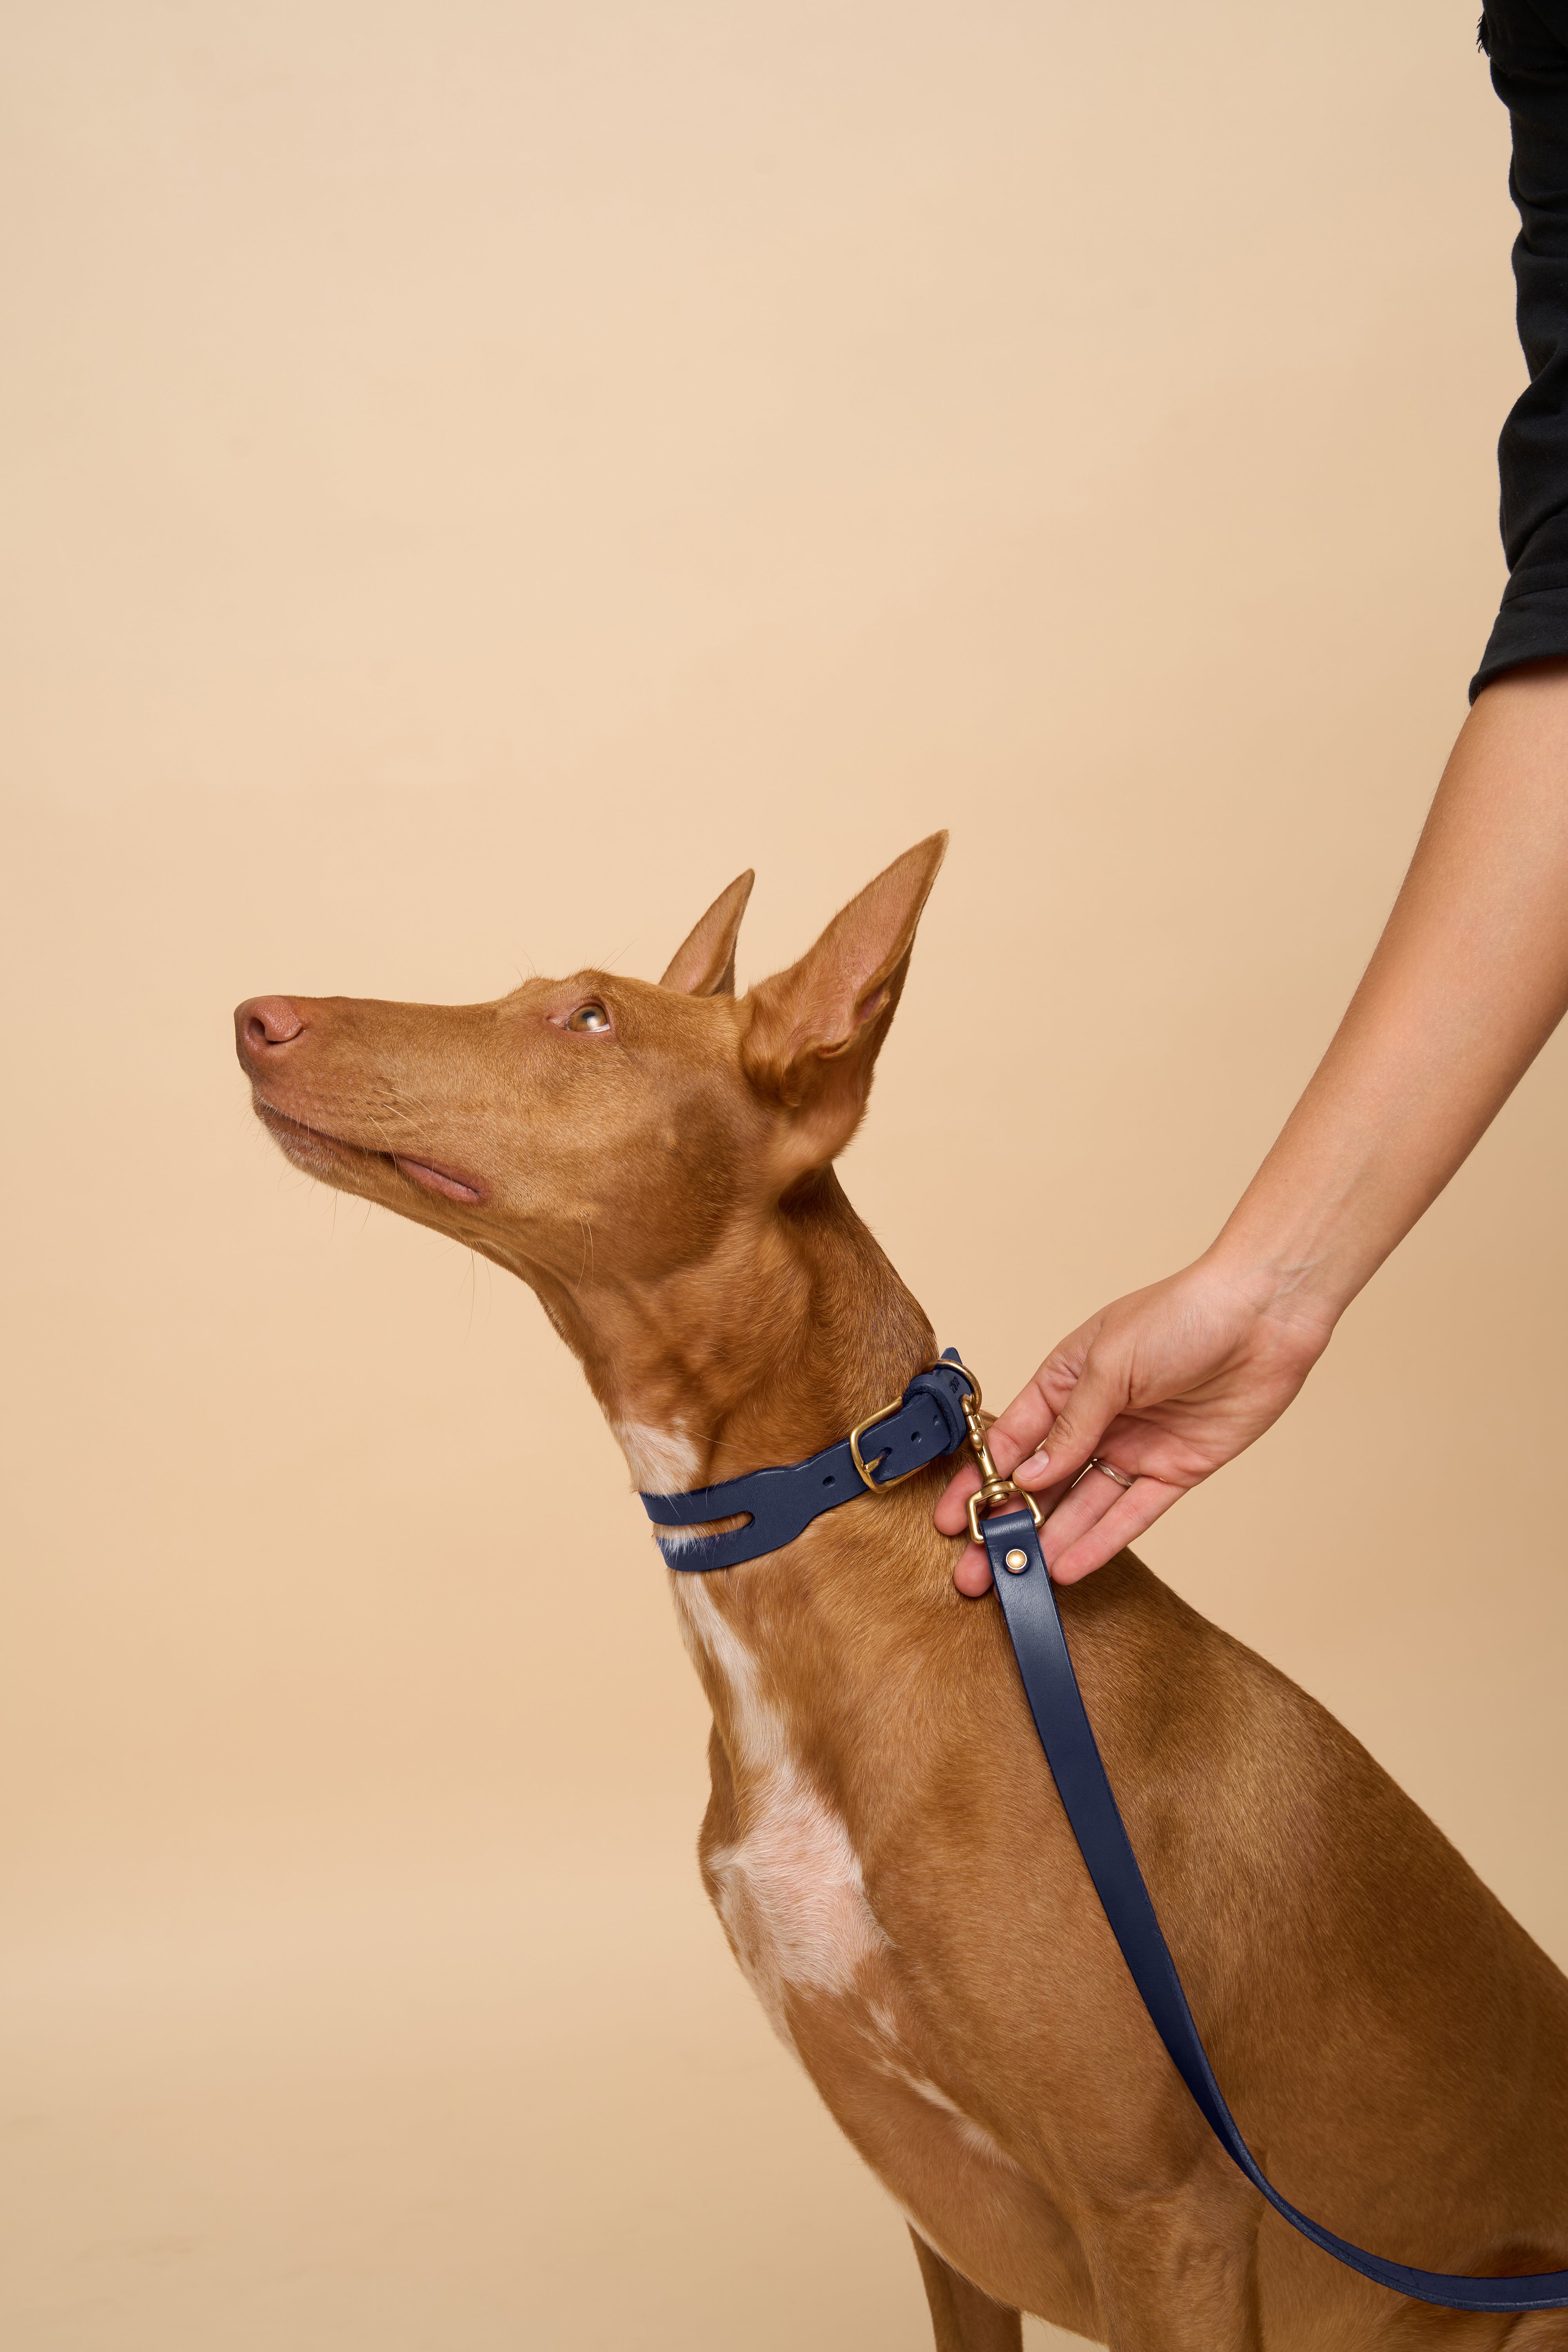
[
  {"x1": 618, "y1": 1419, "x2": 725, "y2": 1555},
  {"x1": 889, "y1": 2062, "x2": 1021, "y2": 2169},
  {"x1": 672, "y1": 1577, "x2": 889, "y2": 2048},
  {"x1": 612, "y1": 1418, "x2": 700, "y2": 1495},
  {"x1": 866, "y1": 2002, "x2": 1022, "y2": 2171}
]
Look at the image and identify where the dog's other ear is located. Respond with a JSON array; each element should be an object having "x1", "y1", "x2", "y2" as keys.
[
  {"x1": 742, "y1": 832, "x2": 947, "y2": 1171},
  {"x1": 660, "y1": 869, "x2": 756, "y2": 996}
]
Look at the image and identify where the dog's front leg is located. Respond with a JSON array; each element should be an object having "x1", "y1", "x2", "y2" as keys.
[
  {"x1": 1084, "y1": 2182, "x2": 1263, "y2": 2352},
  {"x1": 908, "y1": 2229, "x2": 1024, "y2": 2352}
]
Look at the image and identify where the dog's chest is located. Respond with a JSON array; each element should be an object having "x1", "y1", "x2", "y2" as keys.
[
  {"x1": 670, "y1": 1576, "x2": 891, "y2": 2047},
  {"x1": 668, "y1": 1572, "x2": 1054, "y2": 2297}
]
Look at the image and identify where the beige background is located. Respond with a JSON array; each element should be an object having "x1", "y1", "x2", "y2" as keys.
[{"x1": 4, "y1": 4, "x2": 1565, "y2": 2346}]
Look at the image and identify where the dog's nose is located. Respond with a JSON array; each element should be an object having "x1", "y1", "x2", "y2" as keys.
[{"x1": 236, "y1": 996, "x2": 307, "y2": 1058}]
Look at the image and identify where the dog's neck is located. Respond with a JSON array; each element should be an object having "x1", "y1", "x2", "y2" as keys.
[{"x1": 534, "y1": 1167, "x2": 936, "y2": 1497}]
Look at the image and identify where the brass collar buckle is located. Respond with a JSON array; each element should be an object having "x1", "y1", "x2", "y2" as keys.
[
  {"x1": 850, "y1": 1356, "x2": 1044, "y2": 1546},
  {"x1": 848, "y1": 1354, "x2": 983, "y2": 1494},
  {"x1": 848, "y1": 1390, "x2": 926, "y2": 1491}
]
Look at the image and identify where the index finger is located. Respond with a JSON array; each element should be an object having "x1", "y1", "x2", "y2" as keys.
[{"x1": 978, "y1": 1375, "x2": 1062, "y2": 1474}]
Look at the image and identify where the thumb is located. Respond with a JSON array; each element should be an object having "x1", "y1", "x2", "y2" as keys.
[{"x1": 1011, "y1": 1346, "x2": 1130, "y2": 1492}]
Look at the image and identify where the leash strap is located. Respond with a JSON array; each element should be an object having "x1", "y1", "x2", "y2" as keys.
[
  {"x1": 641, "y1": 1352, "x2": 974, "y2": 1572},
  {"x1": 977, "y1": 1505, "x2": 1568, "y2": 2314}
]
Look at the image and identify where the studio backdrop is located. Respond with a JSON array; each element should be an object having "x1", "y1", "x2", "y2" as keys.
[{"x1": 4, "y1": 5, "x2": 1563, "y2": 2347}]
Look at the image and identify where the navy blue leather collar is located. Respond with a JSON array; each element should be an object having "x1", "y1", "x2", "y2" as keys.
[{"x1": 640, "y1": 1350, "x2": 974, "y2": 1572}]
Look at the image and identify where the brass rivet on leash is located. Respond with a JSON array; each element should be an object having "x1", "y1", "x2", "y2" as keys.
[{"x1": 1004, "y1": 1548, "x2": 1027, "y2": 1573}]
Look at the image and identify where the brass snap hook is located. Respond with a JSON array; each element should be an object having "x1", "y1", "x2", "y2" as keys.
[{"x1": 959, "y1": 1388, "x2": 1044, "y2": 1548}]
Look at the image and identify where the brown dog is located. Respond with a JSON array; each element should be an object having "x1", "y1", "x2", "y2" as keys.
[{"x1": 234, "y1": 835, "x2": 1568, "y2": 2350}]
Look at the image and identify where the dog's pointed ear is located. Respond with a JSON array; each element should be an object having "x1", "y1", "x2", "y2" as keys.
[
  {"x1": 742, "y1": 832, "x2": 946, "y2": 1170},
  {"x1": 660, "y1": 869, "x2": 756, "y2": 996}
]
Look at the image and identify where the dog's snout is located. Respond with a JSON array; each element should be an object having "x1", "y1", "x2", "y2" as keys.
[{"x1": 236, "y1": 996, "x2": 307, "y2": 1057}]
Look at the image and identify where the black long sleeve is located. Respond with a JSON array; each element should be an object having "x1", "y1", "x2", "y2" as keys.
[{"x1": 1472, "y1": 1, "x2": 1568, "y2": 695}]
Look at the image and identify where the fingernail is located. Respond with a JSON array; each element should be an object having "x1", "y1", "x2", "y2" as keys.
[{"x1": 1016, "y1": 1451, "x2": 1050, "y2": 1481}]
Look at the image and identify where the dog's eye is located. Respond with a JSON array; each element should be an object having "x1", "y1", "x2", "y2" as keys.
[{"x1": 566, "y1": 1002, "x2": 611, "y2": 1034}]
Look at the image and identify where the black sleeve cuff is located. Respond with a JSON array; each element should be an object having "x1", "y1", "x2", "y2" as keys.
[
  {"x1": 1471, "y1": 554, "x2": 1568, "y2": 695},
  {"x1": 1472, "y1": 2, "x2": 1568, "y2": 697}
]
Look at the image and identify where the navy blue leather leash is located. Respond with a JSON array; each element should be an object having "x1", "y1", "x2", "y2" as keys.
[
  {"x1": 642, "y1": 1353, "x2": 1568, "y2": 2313},
  {"x1": 977, "y1": 1501, "x2": 1568, "y2": 2314}
]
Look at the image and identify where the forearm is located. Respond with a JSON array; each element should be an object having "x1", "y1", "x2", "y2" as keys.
[
  {"x1": 1211, "y1": 661, "x2": 1568, "y2": 1329},
  {"x1": 940, "y1": 16, "x2": 1568, "y2": 1585}
]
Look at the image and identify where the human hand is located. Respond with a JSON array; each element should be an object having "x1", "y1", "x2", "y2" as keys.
[{"x1": 935, "y1": 1256, "x2": 1336, "y2": 1593}]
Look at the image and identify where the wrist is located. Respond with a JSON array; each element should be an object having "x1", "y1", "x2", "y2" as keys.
[{"x1": 1197, "y1": 1225, "x2": 1349, "y2": 1353}]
